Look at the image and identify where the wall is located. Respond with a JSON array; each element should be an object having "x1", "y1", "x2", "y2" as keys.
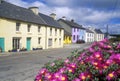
[
  {"x1": 72, "y1": 28, "x2": 80, "y2": 43},
  {"x1": 58, "y1": 20, "x2": 72, "y2": 34},
  {"x1": 79, "y1": 29, "x2": 85, "y2": 41},
  {"x1": 46, "y1": 27, "x2": 64, "y2": 49}
]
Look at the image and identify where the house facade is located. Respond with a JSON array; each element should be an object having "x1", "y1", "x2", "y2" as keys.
[
  {"x1": 88, "y1": 27, "x2": 104, "y2": 41},
  {"x1": 84, "y1": 29, "x2": 94, "y2": 42},
  {"x1": 92, "y1": 29, "x2": 104, "y2": 41},
  {"x1": 58, "y1": 19, "x2": 85, "y2": 43},
  {"x1": 0, "y1": 1, "x2": 64, "y2": 52}
]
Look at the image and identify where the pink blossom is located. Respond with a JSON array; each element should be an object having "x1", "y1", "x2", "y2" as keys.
[
  {"x1": 72, "y1": 78, "x2": 81, "y2": 81},
  {"x1": 106, "y1": 72, "x2": 116, "y2": 80}
]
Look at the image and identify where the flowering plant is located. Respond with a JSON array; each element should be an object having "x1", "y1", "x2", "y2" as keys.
[{"x1": 35, "y1": 39, "x2": 120, "y2": 81}]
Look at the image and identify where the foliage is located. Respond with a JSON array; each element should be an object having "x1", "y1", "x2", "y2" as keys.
[{"x1": 35, "y1": 38, "x2": 120, "y2": 81}]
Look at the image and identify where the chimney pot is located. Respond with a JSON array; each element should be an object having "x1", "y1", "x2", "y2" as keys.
[
  {"x1": 71, "y1": 19, "x2": 74, "y2": 22},
  {"x1": 62, "y1": 16, "x2": 66, "y2": 20},
  {"x1": 29, "y1": 7, "x2": 39, "y2": 15},
  {"x1": 50, "y1": 13, "x2": 56, "y2": 20},
  {"x1": 0, "y1": 0, "x2": 4, "y2": 4}
]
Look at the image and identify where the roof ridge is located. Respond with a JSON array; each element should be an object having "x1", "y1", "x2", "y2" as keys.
[{"x1": 5, "y1": 1, "x2": 30, "y2": 11}]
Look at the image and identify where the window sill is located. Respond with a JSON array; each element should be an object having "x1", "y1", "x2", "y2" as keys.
[
  {"x1": 16, "y1": 31, "x2": 21, "y2": 34},
  {"x1": 27, "y1": 32, "x2": 32, "y2": 35},
  {"x1": 38, "y1": 33, "x2": 42, "y2": 35}
]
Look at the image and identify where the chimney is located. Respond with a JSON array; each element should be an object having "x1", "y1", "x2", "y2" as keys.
[
  {"x1": 50, "y1": 13, "x2": 56, "y2": 20},
  {"x1": 0, "y1": 0, "x2": 4, "y2": 4},
  {"x1": 71, "y1": 19, "x2": 74, "y2": 22},
  {"x1": 62, "y1": 16, "x2": 66, "y2": 20},
  {"x1": 29, "y1": 7, "x2": 39, "y2": 15}
]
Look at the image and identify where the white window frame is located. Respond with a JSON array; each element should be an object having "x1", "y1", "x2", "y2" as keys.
[
  {"x1": 38, "y1": 26, "x2": 41, "y2": 33},
  {"x1": 27, "y1": 24, "x2": 31, "y2": 32},
  {"x1": 13, "y1": 37, "x2": 21, "y2": 49},
  {"x1": 38, "y1": 37, "x2": 41, "y2": 44},
  {"x1": 16, "y1": 22, "x2": 20, "y2": 31},
  {"x1": 50, "y1": 28, "x2": 52, "y2": 36},
  {"x1": 48, "y1": 38, "x2": 52, "y2": 46}
]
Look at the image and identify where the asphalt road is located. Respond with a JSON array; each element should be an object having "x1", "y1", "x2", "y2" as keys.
[{"x1": 0, "y1": 43, "x2": 91, "y2": 81}]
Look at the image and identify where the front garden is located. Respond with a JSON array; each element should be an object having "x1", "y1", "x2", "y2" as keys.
[{"x1": 35, "y1": 39, "x2": 120, "y2": 81}]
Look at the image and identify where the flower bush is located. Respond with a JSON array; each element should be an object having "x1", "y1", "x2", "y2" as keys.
[{"x1": 35, "y1": 39, "x2": 120, "y2": 81}]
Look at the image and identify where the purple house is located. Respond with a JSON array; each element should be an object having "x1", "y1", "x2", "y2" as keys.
[{"x1": 58, "y1": 19, "x2": 85, "y2": 43}]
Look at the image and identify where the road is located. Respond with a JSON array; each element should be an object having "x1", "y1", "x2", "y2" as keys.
[{"x1": 0, "y1": 43, "x2": 91, "y2": 81}]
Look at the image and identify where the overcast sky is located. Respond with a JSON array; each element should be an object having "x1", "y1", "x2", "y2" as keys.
[{"x1": 7, "y1": 0, "x2": 120, "y2": 34}]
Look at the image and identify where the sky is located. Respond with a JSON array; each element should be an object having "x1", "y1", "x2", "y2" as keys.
[{"x1": 6, "y1": 0, "x2": 120, "y2": 34}]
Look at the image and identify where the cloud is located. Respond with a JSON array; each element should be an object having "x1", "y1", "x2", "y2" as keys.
[{"x1": 7, "y1": 0, "x2": 28, "y2": 8}]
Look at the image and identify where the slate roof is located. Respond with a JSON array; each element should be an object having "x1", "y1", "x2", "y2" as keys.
[
  {"x1": 94, "y1": 29, "x2": 103, "y2": 34},
  {"x1": 39, "y1": 13, "x2": 62, "y2": 28},
  {"x1": 58, "y1": 19, "x2": 85, "y2": 29},
  {"x1": 0, "y1": 1, "x2": 62, "y2": 28},
  {"x1": 85, "y1": 29, "x2": 94, "y2": 33},
  {"x1": 64, "y1": 30, "x2": 71, "y2": 36}
]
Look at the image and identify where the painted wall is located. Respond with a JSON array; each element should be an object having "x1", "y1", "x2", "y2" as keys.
[
  {"x1": 46, "y1": 27, "x2": 64, "y2": 49},
  {"x1": 85, "y1": 32, "x2": 94, "y2": 42},
  {"x1": 79, "y1": 29, "x2": 86, "y2": 41},
  {"x1": 96, "y1": 34, "x2": 104, "y2": 41},
  {"x1": 72, "y1": 28, "x2": 80, "y2": 43},
  {"x1": 0, "y1": 18, "x2": 64, "y2": 52},
  {"x1": 58, "y1": 20, "x2": 72, "y2": 34},
  {"x1": 64, "y1": 36, "x2": 71, "y2": 44}
]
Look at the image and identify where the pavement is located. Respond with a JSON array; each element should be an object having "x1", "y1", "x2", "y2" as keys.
[{"x1": 0, "y1": 43, "x2": 91, "y2": 81}]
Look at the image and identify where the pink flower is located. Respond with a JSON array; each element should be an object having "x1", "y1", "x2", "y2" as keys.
[
  {"x1": 51, "y1": 62, "x2": 55, "y2": 66},
  {"x1": 67, "y1": 67, "x2": 75, "y2": 73},
  {"x1": 59, "y1": 74, "x2": 68, "y2": 81},
  {"x1": 64, "y1": 59, "x2": 70, "y2": 63},
  {"x1": 89, "y1": 47, "x2": 95, "y2": 53},
  {"x1": 45, "y1": 72, "x2": 53, "y2": 80},
  {"x1": 72, "y1": 78, "x2": 81, "y2": 81},
  {"x1": 39, "y1": 68, "x2": 48, "y2": 75},
  {"x1": 106, "y1": 72, "x2": 116, "y2": 80},
  {"x1": 79, "y1": 72, "x2": 91, "y2": 80},
  {"x1": 116, "y1": 43, "x2": 120, "y2": 49},
  {"x1": 69, "y1": 63, "x2": 77, "y2": 69},
  {"x1": 35, "y1": 74, "x2": 42, "y2": 81},
  {"x1": 58, "y1": 67, "x2": 66, "y2": 73},
  {"x1": 93, "y1": 51, "x2": 103, "y2": 59}
]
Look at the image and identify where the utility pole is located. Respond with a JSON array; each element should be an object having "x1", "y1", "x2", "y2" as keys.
[{"x1": 106, "y1": 24, "x2": 109, "y2": 38}]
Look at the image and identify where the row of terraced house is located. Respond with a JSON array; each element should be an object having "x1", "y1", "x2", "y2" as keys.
[{"x1": 0, "y1": 0, "x2": 104, "y2": 52}]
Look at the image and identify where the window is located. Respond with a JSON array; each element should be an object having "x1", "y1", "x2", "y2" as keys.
[
  {"x1": 48, "y1": 38, "x2": 52, "y2": 46},
  {"x1": 38, "y1": 26, "x2": 41, "y2": 32},
  {"x1": 77, "y1": 35, "x2": 79, "y2": 40},
  {"x1": 16, "y1": 22, "x2": 20, "y2": 31},
  {"x1": 59, "y1": 29, "x2": 61, "y2": 36},
  {"x1": 59, "y1": 38, "x2": 61, "y2": 45},
  {"x1": 73, "y1": 35, "x2": 75, "y2": 40},
  {"x1": 50, "y1": 28, "x2": 52, "y2": 36},
  {"x1": 55, "y1": 29, "x2": 57, "y2": 36},
  {"x1": 88, "y1": 33, "x2": 89, "y2": 37},
  {"x1": 38, "y1": 37, "x2": 41, "y2": 44},
  {"x1": 77, "y1": 28, "x2": 79, "y2": 32},
  {"x1": 13, "y1": 38, "x2": 20, "y2": 49},
  {"x1": 28, "y1": 24, "x2": 31, "y2": 32},
  {"x1": 74, "y1": 28, "x2": 76, "y2": 32}
]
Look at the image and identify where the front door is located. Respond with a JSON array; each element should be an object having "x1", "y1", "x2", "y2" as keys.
[
  {"x1": 0, "y1": 38, "x2": 5, "y2": 52},
  {"x1": 26, "y1": 38, "x2": 31, "y2": 51}
]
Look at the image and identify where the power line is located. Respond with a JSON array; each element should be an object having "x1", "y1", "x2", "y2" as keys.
[{"x1": 112, "y1": 0, "x2": 118, "y2": 17}]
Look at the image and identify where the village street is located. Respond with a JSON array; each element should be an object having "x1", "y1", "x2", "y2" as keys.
[{"x1": 0, "y1": 43, "x2": 91, "y2": 81}]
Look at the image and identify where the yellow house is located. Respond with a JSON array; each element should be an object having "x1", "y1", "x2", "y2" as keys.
[
  {"x1": 0, "y1": 1, "x2": 64, "y2": 52},
  {"x1": 64, "y1": 30, "x2": 72, "y2": 44}
]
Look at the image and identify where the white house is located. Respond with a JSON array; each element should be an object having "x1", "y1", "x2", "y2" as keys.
[{"x1": 84, "y1": 29, "x2": 94, "y2": 42}]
